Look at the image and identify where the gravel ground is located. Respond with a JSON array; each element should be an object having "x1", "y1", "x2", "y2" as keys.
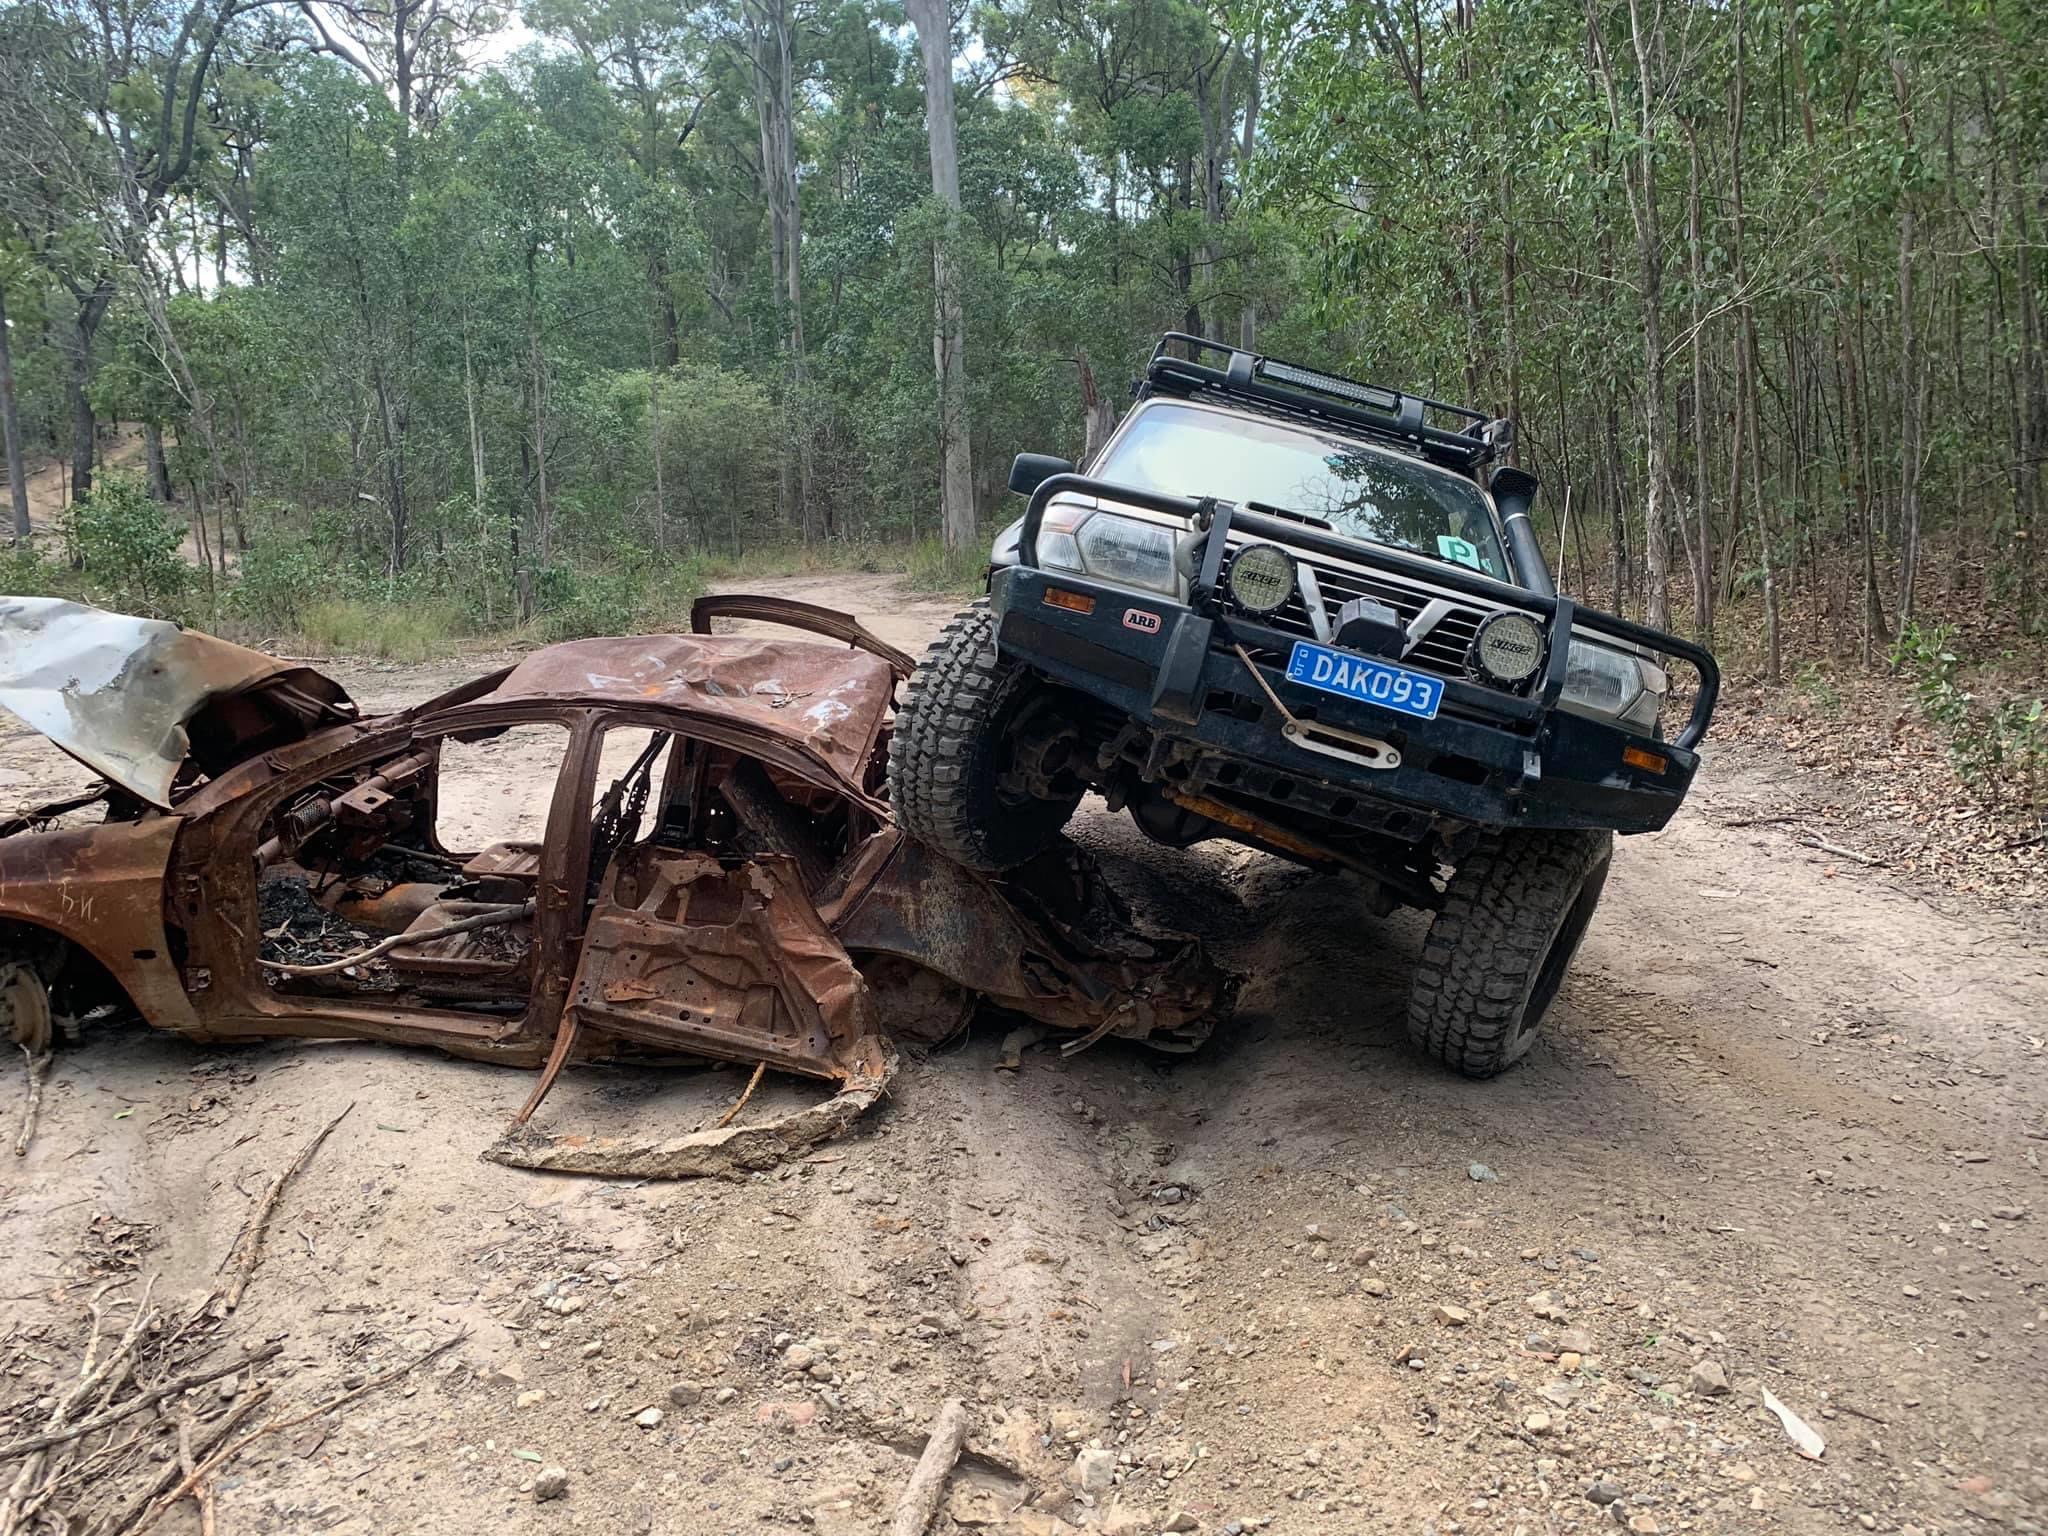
[{"x1": 1, "y1": 573, "x2": 2042, "y2": 1536}]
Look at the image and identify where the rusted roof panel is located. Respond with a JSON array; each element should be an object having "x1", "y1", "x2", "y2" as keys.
[{"x1": 471, "y1": 635, "x2": 896, "y2": 787}]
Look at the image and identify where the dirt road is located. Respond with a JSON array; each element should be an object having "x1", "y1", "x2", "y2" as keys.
[{"x1": 2, "y1": 573, "x2": 2043, "y2": 1536}]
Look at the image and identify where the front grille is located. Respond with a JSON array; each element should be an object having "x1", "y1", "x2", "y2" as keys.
[{"x1": 1215, "y1": 542, "x2": 1541, "y2": 694}]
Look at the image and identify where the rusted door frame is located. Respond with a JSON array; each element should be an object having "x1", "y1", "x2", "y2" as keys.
[{"x1": 168, "y1": 707, "x2": 601, "y2": 1062}]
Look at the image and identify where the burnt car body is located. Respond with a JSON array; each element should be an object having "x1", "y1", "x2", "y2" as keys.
[{"x1": 0, "y1": 595, "x2": 1231, "y2": 1174}]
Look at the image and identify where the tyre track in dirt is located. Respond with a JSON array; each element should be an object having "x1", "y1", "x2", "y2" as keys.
[{"x1": 0, "y1": 571, "x2": 2041, "y2": 1535}]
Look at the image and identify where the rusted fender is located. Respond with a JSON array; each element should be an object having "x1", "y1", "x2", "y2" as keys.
[
  {"x1": 0, "y1": 817, "x2": 198, "y2": 1031},
  {"x1": 481, "y1": 1046, "x2": 897, "y2": 1179}
]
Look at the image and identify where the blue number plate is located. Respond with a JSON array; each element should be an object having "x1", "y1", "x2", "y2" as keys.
[{"x1": 1284, "y1": 642, "x2": 1444, "y2": 720}]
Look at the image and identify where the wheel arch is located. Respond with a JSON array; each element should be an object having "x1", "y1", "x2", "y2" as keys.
[{"x1": 0, "y1": 818, "x2": 200, "y2": 1033}]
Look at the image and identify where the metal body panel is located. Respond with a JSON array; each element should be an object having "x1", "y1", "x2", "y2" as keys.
[{"x1": 0, "y1": 601, "x2": 1237, "y2": 1174}]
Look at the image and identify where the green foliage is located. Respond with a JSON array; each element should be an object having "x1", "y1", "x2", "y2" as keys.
[
  {"x1": 1893, "y1": 622, "x2": 2048, "y2": 821},
  {"x1": 1793, "y1": 662, "x2": 1842, "y2": 718},
  {"x1": 229, "y1": 539, "x2": 338, "y2": 630},
  {"x1": 295, "y1": 598, "x2": 465, "y2": 662},
  {"x1": 67, "y1": 477, "x2": 187, "y2": 616},
  {"x1": 1, "y1": 0, "x2": 2044, "y2": 692},
  {"x1": 904, "y1": 538, "x2": 986, "y2": 595},
  {"x1": 0, "y1": 540, "x2": 81, "y2": 603},
  {"x1": 531, "y1": 546, "x2": 708, "y2": 642}
]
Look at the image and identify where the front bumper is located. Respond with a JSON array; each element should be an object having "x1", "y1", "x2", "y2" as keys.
[{"x1": 990, "y1": 564, "x2": 1704, "y2": 836}]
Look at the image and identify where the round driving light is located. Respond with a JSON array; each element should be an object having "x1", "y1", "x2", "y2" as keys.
[
  {"x1": 1469, "y1": 610, "x2": 1546, "y2": 687},
  {"x1": 1228, "y1": 543, "x2": 1295, "y2": 614}
]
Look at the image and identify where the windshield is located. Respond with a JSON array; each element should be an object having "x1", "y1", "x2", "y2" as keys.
[{"x1": 1094, "y1": 402, "x2": 1511, "y2": 579}]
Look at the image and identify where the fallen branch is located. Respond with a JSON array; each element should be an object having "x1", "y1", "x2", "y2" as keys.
[
  {"x1": 716, "y1": 1062, "x2": 768, "y2": 1129},
  {"x1": 0, "y1": 1344, "x2": 283, "y2": 1460},
  {"x1": 257, "y1": 902, "x2": 531, "y2": 976},
  {"x1": 1801, "y1": 834, "x2": 1886, "y2": 867},
  {"x1": 125, "y1": 1333, "x2": 466, "y2": 1536},
  {"x1": 0, "y1": 1282, "x2": 154, "y2": 1534},
  {"x1": 887, "y1": 1398, "x2": 971, "y2": 1536},
  {"x1": 210, "y1": 1104, "x2": 353, "y2": 1318},
  {"x1": 96, "y1": 1392, "x2": 267, "y2": 1536},
  {"x1": 13, "y1": 1047, "x2": 49, "y2": 1158}
]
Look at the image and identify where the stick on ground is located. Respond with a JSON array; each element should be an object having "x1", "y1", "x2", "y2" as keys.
[
  {"x1": 96, "y1": 1392, "x2": 267, "y2": 1536},
  {"x1": 716, "y1": 1062, "x2": 768, "y2": 1128},
  {"x1": 1802, "y1": 834, "x2": 1886, "y2": 867},
  {"x1": 210, "y1": 1103, "x2": 354, "y2": 1318},
  {"x1": 13, "y1": 1047, "x2": 49, "y2": 1158},
  {"x1": 125, "y1": 1333, "x2": 466, "y2": 1536},
  {"x1": 0, "y1": 1344, "x2": 283, "y2": 1460},
  {"x1": 887, "y1": 1398, "x2": 971, "y2": 1536}
]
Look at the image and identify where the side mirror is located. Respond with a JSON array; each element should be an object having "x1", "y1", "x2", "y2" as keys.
[{"x1": 1009, "y1": 452, "x2": 1075, "y2": 497}]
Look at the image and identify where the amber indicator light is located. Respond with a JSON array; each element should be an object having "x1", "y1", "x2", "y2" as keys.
[
  {"x1": 1043, "y1": 588, "x2": 1096, "y2": 615},
  {"x1": 1622, "y1": 745, "x2": 1667, "y2": 775}
]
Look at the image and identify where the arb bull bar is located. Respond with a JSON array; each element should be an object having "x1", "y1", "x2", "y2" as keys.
[{"x1": 998, "y1": 474, "x2": 1721, "y2": 836}]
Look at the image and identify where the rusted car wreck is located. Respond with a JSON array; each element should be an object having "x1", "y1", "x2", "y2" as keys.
[{"x1": 0, "y1": 595, "x2": 1231, "y2": 1175}]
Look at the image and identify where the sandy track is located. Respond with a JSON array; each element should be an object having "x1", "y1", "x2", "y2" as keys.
[{"x1": 0, "y1": 572, "x2": 2042, "y2": 1536}]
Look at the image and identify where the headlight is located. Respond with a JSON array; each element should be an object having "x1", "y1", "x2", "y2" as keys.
[
  {"x1": 1561, "y1": 636, "x2": 1667, "y2": 735},
  {"x1": 1035, "y1": 506, "x2": 1183, "y2": 597}
]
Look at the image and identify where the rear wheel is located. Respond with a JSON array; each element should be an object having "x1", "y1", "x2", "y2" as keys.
[
  {"x1": 0, "y1": 956, "x2": 54, "y2": 1057},
  {"x1": 888, "y1": 601, "x2": 1085, "y2": 872},
  {"x1": 1406, "y1": 828, "x2": 1612, "y2": 1078}
]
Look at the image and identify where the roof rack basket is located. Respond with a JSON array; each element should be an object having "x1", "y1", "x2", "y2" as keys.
[{"x1": 1141, "y1": 333, "x2": 1514, "y2": 475}]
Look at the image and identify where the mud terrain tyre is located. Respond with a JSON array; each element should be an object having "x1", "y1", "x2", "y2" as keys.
[
  {"x1": 1407, "y1": 828, "x2": 1613, "y2": 1078},
  {"x1": 889, "y1": 601, "x2": 1083, "y2": 872}
]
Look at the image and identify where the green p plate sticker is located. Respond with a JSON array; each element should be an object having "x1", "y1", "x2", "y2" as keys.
[{"x1": 1437, "y1": 534, "x2": 1484, "y2": 571}]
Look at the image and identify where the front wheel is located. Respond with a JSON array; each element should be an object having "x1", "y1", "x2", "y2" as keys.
[
  {"x1": 888, "y1": 601, "x2": 1085, "y2": 872},
  {"x1": 1406, "y1": 829, "x2": 1613, "y2": 1078}
]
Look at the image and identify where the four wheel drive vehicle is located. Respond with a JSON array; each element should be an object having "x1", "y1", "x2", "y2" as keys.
[
  {"x1": 891, "y1": 334, "x2": 1720, "y2": 1078},
  {"x1": 0, "y1": 595, "x2": 1232, "y2": 1176}
]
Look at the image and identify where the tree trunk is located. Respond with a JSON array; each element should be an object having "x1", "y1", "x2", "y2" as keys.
[
  {"x1": 908, "y1": 0, "x2": 976, "y2": 551},
  {"x1": 65, "y1": 328, "x2": 97, "y2": 505},
  {"x1": 649, "y1": 312, "x2": 669, "y2": 551},
  {"x1": 143, "y1": 422, "x2": 172, "y2": 501},
  {"x1": 464, "y1": 320, "x2": 491, "y2": 626},
  {"x1": 1074, "y1": 351, "x2": 1117, "y2": 464},
  {"x1": 1892, "y1": 57, "x2": 1923, "y2": 643},
  {"x1": 0, "y1": 282, "x2": 29, "y2": 541},
  {"x1": 1684, "y1": 120, "x2": 1711, "y2": 640},
  {"x1": 1624, "y1": 0, "x2": 1671, "y2": 633}
]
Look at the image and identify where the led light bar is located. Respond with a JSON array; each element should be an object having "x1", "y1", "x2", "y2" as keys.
[{"x1": 1257, "y1": 360, "x2": 1401, "y2": 414}]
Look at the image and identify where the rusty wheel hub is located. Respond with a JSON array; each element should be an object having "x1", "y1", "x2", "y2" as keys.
[{"x1": 0, "y1": 963, "x2": 53, "y2": 1057}]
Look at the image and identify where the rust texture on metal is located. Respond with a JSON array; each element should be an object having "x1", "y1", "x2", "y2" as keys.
[
  {"x1": 567, "y1": 849, "x2": 886, "y2": 1082},
  {"x1": 0, "y1": 596, "x2": 354, "y2": 809},
  {"x1": 690, "y1": 593, "x2": 918, "y2": 679},
  {"x1": 833, "y1": 836, "x2": 1231, "y2": 1051},
  {"x1": 0, "y1": 597, "x2": 1235, "y2": 1179},
  {"x1": 463, "y1": 633, "x2": 896, "y2": 791},
  {"x1": 0, "y1": 816, "x2": 200, "y2": 1033}
]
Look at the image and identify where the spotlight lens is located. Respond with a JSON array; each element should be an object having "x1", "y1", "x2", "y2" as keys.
[
  {"x1": 1229, "y1": 544, "x2": 1295, "y2": 614},
  {"x1": 1471, "y1": 611, "x2": 1545, "y2": 685}
]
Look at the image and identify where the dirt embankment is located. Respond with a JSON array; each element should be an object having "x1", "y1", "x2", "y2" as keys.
[{"x1": 0, "y1": 572, "x2": 2043, "y2": 1536}]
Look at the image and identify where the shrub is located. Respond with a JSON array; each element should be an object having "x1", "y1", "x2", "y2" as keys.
[
  {"x1": 69, "y1": 476, "x2": 186, "y2": 615},
  {"x1": 1892, "y1": 621, "x2": 2047, "y2": 823},
  {"x1": 530, "y1": 547, "x2": 707, "y2": 642},
  {"x1": 229, "y1": 539, "x2": 335, "y2": 630}
]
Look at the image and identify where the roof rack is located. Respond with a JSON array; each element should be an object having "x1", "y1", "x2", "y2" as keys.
[{"x1": 1141, "y1": 333, "x2": 1514, "y2": 475}]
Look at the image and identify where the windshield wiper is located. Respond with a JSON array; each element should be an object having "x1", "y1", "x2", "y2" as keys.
[{"x1": 1243, "y1": 500, "x2": 1333, "y2": 531}]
